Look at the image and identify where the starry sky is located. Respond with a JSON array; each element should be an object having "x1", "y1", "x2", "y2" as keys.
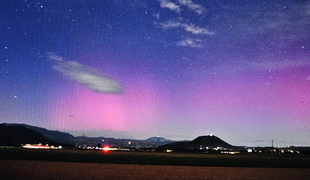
[{"x1": 1, "y1": 0, "x2": 310, "y2": 147}]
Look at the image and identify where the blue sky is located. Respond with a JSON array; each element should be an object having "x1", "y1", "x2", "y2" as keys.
[{"x1": 1, "y1": 0, "x2": 310, "y2": 146}]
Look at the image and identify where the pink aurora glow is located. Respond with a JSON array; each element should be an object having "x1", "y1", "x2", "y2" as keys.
[
  {"x1": 48, "y1": 78, "x2": 165, "y2": 133},
  {"x1": 47, "y1": 61, "x2": 310, "y2": 143}
]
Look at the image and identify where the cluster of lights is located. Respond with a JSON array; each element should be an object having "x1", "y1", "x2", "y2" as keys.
[
  {"x1": 100, "y1": 146, "x2": 119, "y2": 151},
  {"x1": 221, "y1": 151, "x2": 239, "y2": 154},
  {"x1": 22, "y1": 144, "x2": 62, "y2": 149}
]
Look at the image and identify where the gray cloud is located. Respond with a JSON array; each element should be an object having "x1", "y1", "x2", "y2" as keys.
[
  {"x1": 47, "y1": 53, "x2": 122, "y2": 94},
  {"x1": 157, "y1": 0, "x2": 206, "y2": 15},
  {"x1": 158, "y1": 0, "x2": 181, "y2": 13},
  {"x1": 160, "y1": 21, "x2": 215, "y2": 35},
  {"x1": 178, "y1": 0, "x2": 206, "y2": 15},
  {"x1": 177, "y1": 38, "x2": 202, "y2": 47},
  {"x1": 156, "y1": 0, "x2": 211, "y2": 47}
]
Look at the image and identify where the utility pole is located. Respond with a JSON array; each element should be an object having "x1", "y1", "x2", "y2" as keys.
[{"x1": 271, "y1": 140, "x2": 274, "y2": 147}]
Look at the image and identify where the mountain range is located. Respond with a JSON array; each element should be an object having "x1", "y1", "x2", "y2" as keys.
[
  {"x1": 1, "y1": 123, "x2": 309, "y2": 153},
  {"x1": 0, "y1": 123, "x2": 176, "y2": 148},
  {"x1": 0, "y1": 124, "x2": 58, "y2": 146},
  {"x1": 0, "y1": 123, "x2": 235, "y2": 150}
]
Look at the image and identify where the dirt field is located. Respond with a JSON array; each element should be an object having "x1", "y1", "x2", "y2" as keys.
[{"x1": 1, "y1": 160, "x2": 310, "y2": 180}]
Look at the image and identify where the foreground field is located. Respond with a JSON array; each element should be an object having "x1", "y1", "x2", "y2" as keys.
[
  {"x1": 1, "y1": 148, "x2": 310, "y2": 179},
  {"x1": 1, "y1": 148, "x2": 310, "y2": 168},
  {"x1": 1, "y1": 160, "x2": 310, "y2": 180}
]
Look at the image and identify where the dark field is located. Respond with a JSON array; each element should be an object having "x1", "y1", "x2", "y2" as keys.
[
  {"x1": 1, "y1": 148, "x2": 310, "y2": 179},
  {"x1": 1, "y1": 148, "x2": 310, "y2": 168}
]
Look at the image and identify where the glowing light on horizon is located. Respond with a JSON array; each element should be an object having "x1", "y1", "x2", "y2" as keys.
[
  {"x1": 102, "y1": 145, "x2": 110, "y2": 152},
  {"x1": 22, "y1": 144, "x2": 51, "y2": 149}
]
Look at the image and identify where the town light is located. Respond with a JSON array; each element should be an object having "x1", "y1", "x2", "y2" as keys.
[{"x1": 102, "y1": 145, "x2": 110, "y2": 151}]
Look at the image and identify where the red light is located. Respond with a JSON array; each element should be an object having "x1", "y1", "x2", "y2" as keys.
[{"x1": 102, "y1": 146, "x2": 110, "y2": 151}]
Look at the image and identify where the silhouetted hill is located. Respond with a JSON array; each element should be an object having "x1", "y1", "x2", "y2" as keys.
[
  {"x1": 4, "y1": 123, "x2": 75, "y2": 145},
  {"x1": 157, "y1": 135, "x2": 238, "y2": 151},
  {"x1": 0, "y1": 124, "x2": 57, "y2": 146},
  {"x1": 190, "y1": 135, "x2": 236, "y2": 149}
]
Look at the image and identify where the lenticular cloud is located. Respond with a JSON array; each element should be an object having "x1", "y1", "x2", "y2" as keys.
[{"x1": 47, "y1": 52, "x2": 123, "y2": 94}]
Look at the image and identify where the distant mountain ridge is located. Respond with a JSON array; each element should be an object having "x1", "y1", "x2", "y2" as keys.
[
  {"x1": 1, "y1": 123, "x2": 234, "y2": 149},
  {"x1": 0, "y1": 123, "x2": 175, "y2": 148},
  {"x1": 157, "y1": 135, "x2": 239, "y2": 151},
  {"x1": 3, "y1": 123, "x2": 75, "y2": 145},
  {"x1": 1, "y1": 123, "x2": 310, "y2": 153},
  {"x1": 0, "y1": 124, "x2": 58, "y2": 146}
]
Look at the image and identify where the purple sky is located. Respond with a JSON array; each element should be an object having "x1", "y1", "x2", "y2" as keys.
[{"x1": 1, "y1": 0, "x2": 310, "y2": 146}]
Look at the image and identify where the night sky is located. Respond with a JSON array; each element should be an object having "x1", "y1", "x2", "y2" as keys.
[{"x1": 1, "y1": 0, "x2": 310, "y2": 147}]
